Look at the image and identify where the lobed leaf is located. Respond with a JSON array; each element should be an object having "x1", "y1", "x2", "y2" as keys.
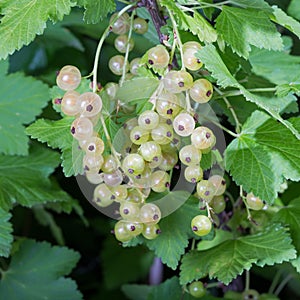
[
  {"x1": 0, "y1": 208, "x2": 13, "y2": 257},
  {"x1": 180, "y1": 224, "x2": 296, "y2": 285}
]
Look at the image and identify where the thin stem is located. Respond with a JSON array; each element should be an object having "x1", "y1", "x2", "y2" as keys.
[
  {"x1": 185, "y1": 91, "x2": 192, "y2": 113},
  {"x1": 205, "y1": 201, "x2": 213, "y2": 222},
  {"x1": 92, "y1": 3, "x2": 136, "y2": 93},
  {"x1": 240, "y1": 186, "x2": 253, "y2": 221},
  {"x1": 120, "y1": 11, "x2": 135, "y2": 87},
  {"x1": 206, "y1": 282, "x2": 221, "y2": 289},
  {"x1": 274, "y1": 274, "x2": 293, "y2": 296},
  {"x1": 167, "y1": 9, "x2": 185, "y2": 70},
  {"x1": 196, "y1": 111, "x2": 239, "y2": 138},
  {"x1": 245, "y1": 270, "x2": 250, "y2": 292},
  {"x1": 268, "y1": 270, "x2": 282, "y2": 294},
  {"x1": 214, "y1": 86, "x2": 241, "y2": 134},
  {"x1": 191, "y1": 238, "x2": 196, "y2": 250}
]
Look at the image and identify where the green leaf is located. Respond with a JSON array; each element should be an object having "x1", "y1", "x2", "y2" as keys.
[
  {"x1": 160, "y1": 0, "x2": 217, "y2": 43},
  {"x1": 197, "y1": 229, "x2": 233, "y2": 251},
  {"x1": 198, "y1": 44, "x2": 300, "y2": 138},
  {"x1": 26, "y1": 118, "x2": 84, "y2": 177},
  {"x1": 122, "y1": 284, "x2": 152, "y2": 300},
  {"x1": 228, "y1": 0, "x2": 272, "y2": 12},
  {"x1": 215, "y1": 6, "x2": 283, "y2": 58},
  {"x1": 273, "y1": 198, "x2": 300, "y2": 253},
  {"x1": 271, "y1": 6, "x2": 300, "y2": 39},
  {"x1": 77, "y1": 0, "x2": 116, "y2": 24},
  {"x1": 0, "y1": 0, "x2": 75, "y2": 59},
  {"x1": 288, "y1": 0, "x2": 300, "y2": 21},
  {"x1": 0, "y1": 145, "x2": 74, "y2": 210},
  {"x1": 0, "y1": 208, "x2": 13, "y2": 257},
  {"x1": 143, "y1": 192, "x2": 200, "y2": 270},
  {"x1": 0, "y1": 60, "x2": 49, "y2": 155},
  {"x1": 249, "y1": 47, "x2": 300, "y2": 85},
  {"x1": 101, "y1": 237, "x2": 153, "y2": 289},
  {"x1": 180, "y1": 224, "x2": 296, "y2": 285},
  {"x1": 116, "y1": 77, "x2": 159, "y2": 103},
  {"x1": 225, "y1": 135, "x2": 280, "y2": 203},
  {"x1": 0, "y1": 239, "x2": 82, "y2": 300}
]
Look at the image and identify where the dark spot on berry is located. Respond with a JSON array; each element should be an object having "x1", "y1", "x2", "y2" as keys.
[
  {"x1": 206, "y1": 132, "x2": 211, "y2": 139},
  {"x1": 71, "y1": 127, "x2": 76, "y2": 134},
  {"x1": 123, "y1": 208, "x2": 129, "y2": 215},
  {"x1": 173, "y1": 138, "x2": 179, "y2": 144},
  {"x1": 126, "y1": 147, "x2": 131, "y2": 153},
  {"x1": 206, "y1": 90, "x2": 212, "y2": 97},
  {"x1": 145, "y1": 118, "x2": 151, "y2": 124},
  {"x1": 128, "y1": 168, "x2": 134, "y2": 174},
  {"x1": 135, "y1": 174, "x2": 141, "y2": 179},
  {"x1": 174, "y1": 165, "x2": 180, "y2": 170},
  {"x1": 84, "y1": 165, "x2": 90, "y2": 171},
  {"x1": 167, "y1": 108, "x2": 173, "y2": 115},
  {"x1": 111, "y1": 195, "x2": 116, "y2": 200},
  {"x1": 178, "y1": 81, "x2": 184, "y2": 87},
  {"x1": 166, "y1": 119, "x2": 172, "y2": 125},
  {"x1": 193, "y1": 113, "x2": 199, "y2": 123},
  {"x1": 54, "y1": 98, "x2": 62, "y2": 104},
  {"x1": 192, "y1": 226, "x2": 198, "y2": 231},
  {"x1": 130, "y1": 225, "x2": 136, "y2": 231},
  {"x1": 56, "y1": 70, "x2": 60, "y2": 76},
  {"x1": 178, "y1": 125, "x2": 185, "y2": 131},
  {"x1": 221, "y1": 180, "x2": 226, "y2": 185},
  {"x1": 156, "y1": 229, "x2": 162, "y2": 234},
  {"x1": 111, "y1": 229, "x2": 115, "y2": 234},
  {"x1": 185, "y1": 157, "x2": 191, "y2": 163},
  {"x1": 134, "y1": 134, "x2": 140, "y2": 140},
  {"x1": 197, "y1": 59, "x2": 201, "y2": 64},
  {"x1": 205, "y1": 191, "x2": 210, "y2": 196},
  {"x1": 166, "y1": 131, "x2": 172, "y2": 137},
  {"x1": 153, "y1": 214, "x2": 159, "y2": 220},
  {"x1": 148, "y1": 59, "x2": 154, "y2": 65},
  {"x1": 165, "y1": 182, "x2": 170, "y2": 188},
  {"x1": 145, "y1": 19, "x2": 150, "y2": 23},
  {"x1": 123, "y1": 123, "x2": 128, "y2": 129},
  {"x1": 109, "y1": 26, "x2": 113, "y2": 31},
  {"x1": 88, "y1": 145, "x2": 95, "y2": 151},
  {"x1": 96, "y1": 197, "x2": 101, "y2": 203},
  {"x1": 86, "y1": 104, "x2": 93, "y2": 112},
  {"x1": 191, "y1": 178, "x2": 196, "y2": 183},
  {"x1": 153, "y1": 156, "x2": 158, "y2": 162}
]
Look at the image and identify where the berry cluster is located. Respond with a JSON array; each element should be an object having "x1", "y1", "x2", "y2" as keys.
[{"x1": 55, "y1": 9, "x2": 226, "y2": 244}]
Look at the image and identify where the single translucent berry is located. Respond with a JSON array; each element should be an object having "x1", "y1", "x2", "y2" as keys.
[
  {"x1": 133, "y1": 17, "x2": 148, "y2": 34},
  {"x1": 147, "y1": 45, "x2": 169, "y2": 69},
  {"x1": 56, "y1": 65, "x2": 81, "y2": 91},
  {"x1": 163, "y1": 70, "x2": 193, "y2": 94},
  {"x1": 173, "y1": 112, "x2": 195, "y2": 137},
  {"x1": 191, "y1": 215, "x2": 212, "y2": 236},
  {"x1": 190, "y1": 79, "x2": 213, "y2": 103},
  {"x1": 70, "y1": 117, "x2": 93, "y2": 140},
  {"x1": 246, "y1": 193, "x2": 264, "y2": 210},
  {"x1": 61, "y1": 91, "x2": 81, "y2": 116},
  {"x1": 188, "y1": 281, "x2": 206, "y2": 298},
  {"x1": 110, "y1": 12, "x2": 130, "y2": 35},
  {"x1": 108, "y1": 55, "x2": 129, "y2": 76},
  {"x1": 114, "y1": 34, "x2": 135, "y2": 53},
  {"x1": 139, "y1": 203, "x2": 161, "y2": 224}
]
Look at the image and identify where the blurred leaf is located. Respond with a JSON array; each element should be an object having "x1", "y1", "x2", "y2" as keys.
[
  {"x1": 0, "y1": 239, "x2": 82, "y2": 300},
  {"x1": 288, "y1": 0, "x2": 300, "y2": 20},
  {"x1": 0, "y1": 0, "x2": 75, "y2": 59},
  {"x1": 0, "y1": 208, "x2": 13, "y2": 257},
  {"x1": 0, "y1": 60, "x2": 49, "y2": 155}
]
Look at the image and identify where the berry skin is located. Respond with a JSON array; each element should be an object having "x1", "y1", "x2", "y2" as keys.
[
  {"x1": 114, "y1": 34, "x2": 134, "y2": 53},
  {"x1": 122, "y1": 153, "x2": 145, "y2": 175},
  {"x1": 130, "y1": 126, "x2": 150, "y2": 145},
  {"x1": 246, "y1": 193, "x2": 264, "y2": 210},
  {"x1": 179, "y1": 145, "x2": 202, "y2": 166},
  {"x1": 61, "y1": 91, "x2": 81, "y2": 116},
  {"x1": 184, "y1": 165, "x2": 203, "y2": 183},
  {"x1": 189, "y1": 79, "x2": 213, "y2": 103},
  {"x1": 70, "y1": 117, "x2": 94, "y2": 140},
  {"x1": 156, "y1": 91, "x2": 182, "y2": 119},
  {"x1": 151, "y1": 124, "x2": 174, "y2": 145},
  {"x1": 183, "y1": 42, "x2": 203, "y2": 71},
  {"x1": 139, "y1": 203, "x2": 161, "y2": 224},
  {"x1": 210, "y1": 195, "x2": 226, "y2": 213},
  {"x1": 208, "y1": 175, "x2": 226, "y2": 196},
  {"x1": 78, "y1": 92, "x2": 102, "y2": 117},
  {"x1": 163, "y1": 70, "x2": 194, "y2": 94},
  {"x1": 93, "y1": 183, "x2": 114, "y2": 207},
  {"x1": 138, "y1": 110, "x2": 159, "y2": 130},
  {"x1": 142, "y1": 223, "x2": 161, "y2": 240},
  {"x1": 133, "y1": 17, "x2": 148, "y2": 34},
  {"x1": 130, "y1": 58, "x2": 141, "y2": 75},
  {"x1": 108, "y1": 55, "x2": 129, "y2": 76},
  {"x1": 242, "y1": 289, "x2": 260, "y2": 300},
  {"x1": 139, "y1": 141, "x2": 161, "y2": 162},
  {"x1": 147, "y1": 45, "x2": 169, "y2": 68},
  {"x1": 150, "y1": 170, "x2": 170, "y2": 193},
  {"x1": 173, "y1": 112, "x2": 195, "y2": 137},
  {"x1": 191, "y1": 126, "x2": 216, "y2": 150},
  {"x1": 56, "y1": 65, "x2": 81, "y2": 91},
  {"x1": 191, "y1": 215, "x2": 212, "y2": 236},
  {"x1": 114, "y1": 220, "x2": 132, "y2": 243},
  {"x1": 120, "y1": 201, "x2": 141, "y2": 220},
  {"x1": 197, "y1": 180, "x2": 216, "y2": 202},
  {"x1": 188, "y1": 281, "x2": 206, "y2": 298},
  {"x1": 110, "y1": 12, "x2": 130, "y2": 35}
]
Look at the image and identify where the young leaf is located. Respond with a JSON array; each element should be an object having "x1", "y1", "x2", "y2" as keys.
[
  {"x1": 26, "y1": 118, "x2": 84, "y2": 177},
  {"x1": 271, "y1": 6, "x2": 300, "y2": 39},
  {"x1": 77, "y1": 0, "x2": 116, "y2": 24},
  {"x1": 273, "y1": 198, "x2": 300, "y2": 253},
  {"x1": 0, "y1": 239, "x2": 82, "y2": 300},
  {"x1": 0, "y1": 208, "x2": 13, "y2": 258},
  {"x1": 0, "y1": 60, "x2": 49, "y2": 155},
  {"x1": 180, "y1": 224, "x2": 296, "y2": 285},
  {"x1": 143, "y1": 192, "x2": 200, "y2": 270},
  {"x1": 160, "y1": 0, "x2": 217, "y2": 43},
  {"x1": 0, "y1": 145, "x2": 75, "y2": 210},
  {"x1": 215, "y1": 6, "x2": 283, "y2": 58},
  {"x1": 0, "y1": 0, "x2": 75, "y2": 59}
]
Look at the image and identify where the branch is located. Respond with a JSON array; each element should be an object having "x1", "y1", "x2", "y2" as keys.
[{"x1": 138, "y1": 0, "x2": 167, "y2": 43}]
